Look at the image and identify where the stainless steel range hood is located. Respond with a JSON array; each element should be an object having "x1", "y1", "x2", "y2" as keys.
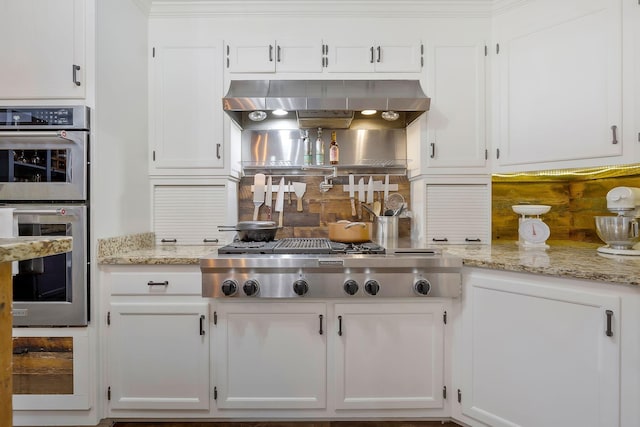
[{"x1": 223, "y1": 80, "x2": 430, "y2": 129}]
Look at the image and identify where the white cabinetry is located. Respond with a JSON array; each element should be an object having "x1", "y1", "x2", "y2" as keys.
[
  {"x1": 149, "y1": 42, "x2": 224, "y2": 173},
  {"x1": 104, "y1": 266, "x2": 210, "y2": 412},
  {"x1": 457, "y1": 269, "x2": 620, "y2": 427},
  {"x1": 151, "y1": 179, "x2": 236, "y2": 246},
  {"x1": 493, "y1": 0, "x2": 624, "y2": 171},
  {"x1": 407, "y1": 42, "x2": 487, "y2": 176},
  {"x1": 325, "y1": 38, "x2": 423, "y2": 73},
  {"x1": 226, "y1": 39, "x2": 323, "y2": 73},
  {"x1": 334, "y1": 302, "x2": 446, "y2": 410},
  {"x1": 213, "y1": 302, "x2": 327, "y2": 409},
  {"x1": 0, "y1": 0, "x2": 85, "y2": 99},
  {"x1": 410, "y1": 178, "x2": 491, "y2": 245}
]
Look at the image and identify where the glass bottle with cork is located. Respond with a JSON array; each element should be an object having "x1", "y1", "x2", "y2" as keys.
[{"x1": 329, "y1": 130, "x2": 339, "y2": 165}]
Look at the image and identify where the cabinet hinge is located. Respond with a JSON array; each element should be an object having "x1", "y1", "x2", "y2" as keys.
[
  {"x1": 484, "y1": 45, "x2": 488, "y2": 56},
  {"x1": 213, "y1": 311, "x2": 217, "y2": 325},
  {"x1": 107, "y1": 311, "x2": 110, "y2": 326},
  {"x1": 443, "y1": 311, "x2": 447, "y2": 324},
  {"x1": 457, "y1": 389, "x2": 462, "y2": 403},
  {"x1": 107, "y1": 386, "x2": 111, "y2": 401},
  {"x1": 214, "y1": 386, "x2": 218, "y2": 400},
  {"x1": 152, "y1": 47, "x2": 155, "y2": 58},
  {"x1": 496, "y1": 43, "x2": 500, "y2": 54},
  {"x1": 443, "y1": 385, "x2": 447, "y2": 399}
]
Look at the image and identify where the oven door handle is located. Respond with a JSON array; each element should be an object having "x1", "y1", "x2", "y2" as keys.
[
  {"x1": 14, "y1": 208, "x2": 68, "y2": 216},
  {"x1": 0, "y1": 130, "x2": 74, "y2": 141}
]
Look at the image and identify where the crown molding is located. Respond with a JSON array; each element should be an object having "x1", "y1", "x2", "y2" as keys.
[
  {"x1": 132, "y1": 0, "x2": 152, "y2": 16},
  {"x1": 148, "y1": 0, "x2": 495, "y2": 18}
]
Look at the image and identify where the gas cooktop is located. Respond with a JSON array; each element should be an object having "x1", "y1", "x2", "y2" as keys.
[{"x1": 218, "y1": 237, "x2": 385, "y2": 255}]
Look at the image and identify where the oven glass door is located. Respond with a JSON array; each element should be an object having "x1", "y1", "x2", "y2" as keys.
[
  {"x1": 0, "y1": 131, "x2": 87, "y2": 201},
  {"x1": 11, "y1": 205, "x2": 87, "y2": 326}
]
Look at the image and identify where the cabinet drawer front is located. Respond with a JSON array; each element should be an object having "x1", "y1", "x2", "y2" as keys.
[{"x1": 110, "y1": 271, "x2": 202, "y2": 296}]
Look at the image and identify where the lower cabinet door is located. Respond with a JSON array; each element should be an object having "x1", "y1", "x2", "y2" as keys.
[
  {"x1": 213, "y1": 302, "x2": 327, "y2": 409},
  {"x1": 334, "y1": 302, "x2": 446, "y2": 410},
  {"x1": 107, "y1": 302, "x2": 210, "y2": 410},
  {"x1": 461, "y1": 272, "x2": 620, "y2": 427}
]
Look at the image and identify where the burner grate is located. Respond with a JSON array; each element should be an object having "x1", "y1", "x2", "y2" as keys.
[{"x1": 273, "y1": 238, "x2": 332, "y2": 254}]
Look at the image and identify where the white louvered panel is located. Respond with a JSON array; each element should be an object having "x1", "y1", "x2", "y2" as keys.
[
  {"x1": 426, "y1": 184, "x2": 490, "y2": 244},
  {"x1": 153, "y1": 185, "x2": 227, "y2": 245}
]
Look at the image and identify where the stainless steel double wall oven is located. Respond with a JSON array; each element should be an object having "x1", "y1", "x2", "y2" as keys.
[{"x1": 0, "y1": 105, "x2": 89, "y2": 326}]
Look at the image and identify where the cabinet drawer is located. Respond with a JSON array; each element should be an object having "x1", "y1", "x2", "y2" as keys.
[{"x1": 109, "y1": 270, "x2": 202, "y2": 296}]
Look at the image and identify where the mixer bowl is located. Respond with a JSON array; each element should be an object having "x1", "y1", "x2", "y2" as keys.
[{"x1": 594, "y1": 216, "x2": 640, "y2": 249}]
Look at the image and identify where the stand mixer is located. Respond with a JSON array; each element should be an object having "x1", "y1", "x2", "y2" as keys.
[{"x1": 595, "y1": 186, "x2": 640, "y2": 255}]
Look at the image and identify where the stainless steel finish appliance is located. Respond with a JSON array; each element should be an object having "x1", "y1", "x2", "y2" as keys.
[
  {"x1": 0, "y1": 106, "x2": 89, "y2": 201},
  {"x1": 202, "y1": 238, "x2": 461, "y2": 299},
  {"x1": 12, "y1": 205, "x2": 88, "y2": 326},
  {"x1": 223, "y1": 80, "x2": 430, "y2": 129},
  {"x1": 0, "y1": 105, "x2": 90, "y2": 326}
]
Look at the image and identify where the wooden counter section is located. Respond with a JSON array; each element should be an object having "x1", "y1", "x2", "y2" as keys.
[{"x1": 0, "y1": 237, "x2": 72, "y2": 427}]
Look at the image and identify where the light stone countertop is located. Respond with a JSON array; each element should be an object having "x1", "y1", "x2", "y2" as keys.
[
  {"x1": 0, "y1": 236, "x2": 72, "y2": 263},
  {"x1": 96, "y1": 234, "x2": 639, "y2": 287}
]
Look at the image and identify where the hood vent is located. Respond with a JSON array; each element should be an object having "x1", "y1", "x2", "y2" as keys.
[{"x1": 223, "y1": 79, "x2": 430, "y2": 129}]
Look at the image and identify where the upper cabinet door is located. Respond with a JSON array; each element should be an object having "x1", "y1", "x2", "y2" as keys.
[
  {"x1": 325, "y1": 38, "x2": 423, "y2": 73},
  {"x1": 226, "y1": 39, "x2": 323, "y2": 73},
  {"x1": 493, "y1": 0, "x2": 623, "y2": 170},
  {"x1": 0, "y1": 0, "x2": 85, "y2": 99},
  {"x1": 423, "y1": 42, "x2": 487, "y2": 170},
  {"x1": 149, "y1": 44, "x2": 224, "y2": 172},
  {"x1": 226, "y1": 40, "x2": 276, "y2": 73}
]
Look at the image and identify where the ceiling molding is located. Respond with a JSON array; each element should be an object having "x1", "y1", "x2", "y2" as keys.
[
  {"x1": 149, "y1": 0, "x2": 495, "y2": 18},
  {"x1": 132, "y1": 0, "x2": 152, "y2": 16}
]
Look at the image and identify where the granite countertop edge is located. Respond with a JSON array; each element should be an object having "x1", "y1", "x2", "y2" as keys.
[
  {"x1": 0, "y1": 236, "x2": 72, "y2": 263},
  {"x1": 96, "y1": 235, "x2": 639, "y2": 287}
]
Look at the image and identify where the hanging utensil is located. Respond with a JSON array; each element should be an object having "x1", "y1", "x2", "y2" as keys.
[
  {"x1": 265, "y1": 176, "x2": 273, "y2": 220},
  {"x1": 349, "y1": 174, "x2": 356, "y2": 217},
  {"x1": 358, "y1": 177, "x2": 365, "y2": 220},
  {"x1": 293, "y1": 181, "x2": 306, "y2": 212},
  {"x1": 383, "y1": 174, "x2": 389, "y2": 210},
  {"x1": 252, "y1": 173, "x2": 265, "y2": 221},
  {"x1": 275, "y1": 177, "x2": 285, "y2": 228}
]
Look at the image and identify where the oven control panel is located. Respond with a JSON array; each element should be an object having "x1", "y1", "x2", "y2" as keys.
[{"x1": 0, "y1": 106, "x2": 89, "y2": 130}]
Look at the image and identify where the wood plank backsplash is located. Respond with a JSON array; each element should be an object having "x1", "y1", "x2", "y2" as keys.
[
  {"x1": 238, "y1": 175, "x2": 411, "y2": 240},
  {"x1": 492, "y1": 170, "x2": 640, "y2": 243}
]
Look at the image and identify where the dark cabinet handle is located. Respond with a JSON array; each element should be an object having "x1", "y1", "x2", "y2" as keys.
[
  {"x1": 605, "y1": 310, "x2": 613, "y2": 337},
  {"x1": 72, "y1": 64, "x2": 81, "y2": 86},
  {"x1": 465, "y1": 238, "x2": 482, "y2": 242},
  {"x1": 319, "y1": 314, "x2": 323, "y2": 335},
  {"x1": 269, "y1": 45, "x2": 273, "y2": 62},
  {"x1": 611, "y1": 125, "x2": 618, "y2": 144},
  {"x1": 370, "y1": 46, "x2": 374, "y2": 63},
  {"x1": 147, "y1": 281, "x2": 169, "y2": 286},
  {"x1": 432, "y1": 238, "x2": 449, "y2": 242},
  {"x1": 203, "y1": 238, "x2": 219, "y2": 243},
  {"x1": 277, "y1": 45, "x2": 281, "y2": 62},
  {"x1": 161, "y1": 238, "x2": 177, "y2": 243},
  {"x1": 430, "y1": 143, "x2": 435, "y2": 158},
  {"x1": 200, "y1": 315, "x2": 206, "y2": 336},
  {"x1": 338, "y1": 315, "x2": 343, "y2": 336},
  {"x1": 376, "y1": 46, "x2": 381, "y2": 62},
  {"x1": 216, "y1": 143, "x2": 221, "y2": 159}
]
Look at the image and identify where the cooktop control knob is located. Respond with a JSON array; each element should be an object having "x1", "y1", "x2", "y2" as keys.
[
  {"x1": 343, "y1": 279, "x2": 359, "y2": 295},
  {"x1": 364, "y1": 279, "x2": 380, "y2": 296},
  {"x1": 243, "y1": 279, "x2": 260, "y2": 296},
  {"x1": 221, "y1": 279, "x2": 238, "y2": 296},
  {"x1": 293, "y1": 279, "x2": 309, "y2": 296},
  {"x1": 414, "y1": 279, "x2": 432, "y2": 296}
]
